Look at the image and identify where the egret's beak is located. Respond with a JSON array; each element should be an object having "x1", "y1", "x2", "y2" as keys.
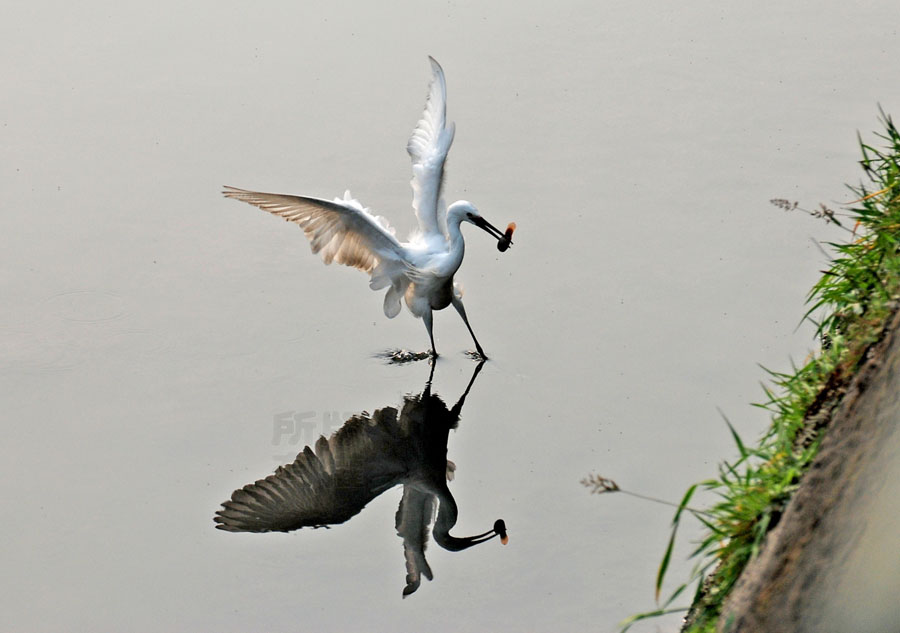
[{"x1": 471, "y1": 215, "x2": 506, "y2": 241}]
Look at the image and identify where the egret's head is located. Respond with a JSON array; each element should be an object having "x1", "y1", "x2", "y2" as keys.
[
  {"x1": 447, "y1": 200, "x2": 479, "y2": 223},
  {"x1": 449, "y1": 201, "x2": 506, "y2": 243}
]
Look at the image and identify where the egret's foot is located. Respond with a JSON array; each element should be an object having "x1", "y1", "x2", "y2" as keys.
[
  {"x1": 377, "y1": 349, "x2": 434, "y2": 364},
  {"x1": 464, "y1": 349, "x2": 488, "y2": 361}
]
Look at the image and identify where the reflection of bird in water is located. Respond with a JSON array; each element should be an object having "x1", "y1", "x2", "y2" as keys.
[
  {"x1": 215, "y1": 360, "x2": 507, "y2": 596},
  {"x1": 223, "y1": 57, "x2": 514, "y2": 359}
]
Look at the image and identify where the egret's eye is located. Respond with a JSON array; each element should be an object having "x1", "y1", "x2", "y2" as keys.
[{"x1": 466, "y1": 212, "x2": 475, "y2": 219}]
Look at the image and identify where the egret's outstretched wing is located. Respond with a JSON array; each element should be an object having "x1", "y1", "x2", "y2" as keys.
[
  {"x1": 407, "y1": 57, "x2": 455, "y2": 240},
  {"x1": 223, "y1": 186, "x2": 408, "y2": 274}
]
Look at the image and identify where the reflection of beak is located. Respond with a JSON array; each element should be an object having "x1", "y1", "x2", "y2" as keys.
[
  {"x1": 494, "y1": 519, "x2": 509, "y2": 545},
  {"x1": 472, "y1": 215, "x2": 506, "y2": 241}
]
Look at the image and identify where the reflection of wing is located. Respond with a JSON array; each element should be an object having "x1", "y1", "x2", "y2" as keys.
[
  {"x1": 396, "y1": 487, "x2": 436, "y2": 597},
  {"x1": 215, "y1": 443, "x2": 372, "y2": 532},
  {"x1": 222, "y1": 186, "x2": 410, "y2": 282},
  {"x1": 215, "y1": 411, "x2": 406, "y2": 533},
  {"x1": 407, "y1": 57, "x2": 455, "y2": 240}
]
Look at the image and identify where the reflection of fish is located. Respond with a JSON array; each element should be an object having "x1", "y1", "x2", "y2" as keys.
[
  {"x1": 223, "y1": 58, "x2": 514, "y2": 359},
  {"x1": 215, "y1": 361, "x2": 506, "y2": 596}
]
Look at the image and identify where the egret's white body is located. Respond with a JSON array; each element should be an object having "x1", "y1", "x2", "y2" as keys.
[{"x1": 224, "y1": 57, "x2": 509, "y2": 358}]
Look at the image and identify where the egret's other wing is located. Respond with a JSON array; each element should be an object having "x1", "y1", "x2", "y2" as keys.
[
  {"x1": 223, "y1": 186, "x2": 408, "y2": 274},
  {"x1": 407, "y1": 57, "x2": 455, "y2": 240}
]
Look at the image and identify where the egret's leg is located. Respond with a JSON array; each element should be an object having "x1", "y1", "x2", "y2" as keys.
[
  {"x1": 423, "y1": 310, "x2": 438, "y2": 357},
  {"x1": 451, "y1": 296, "x2": 487, "y2": 359}
]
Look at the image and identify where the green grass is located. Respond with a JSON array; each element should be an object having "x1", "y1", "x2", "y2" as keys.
[{"x1": 589, "y1": 108, "x2": 900, "y2": 632}]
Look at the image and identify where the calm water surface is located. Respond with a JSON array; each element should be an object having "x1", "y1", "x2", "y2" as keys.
[{"x1": 3, "y1": 2, "x2": 899, "y2": 631}]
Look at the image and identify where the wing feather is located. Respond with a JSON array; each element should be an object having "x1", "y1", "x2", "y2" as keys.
[
  {"x1": 214, "y1": 446, "x2": 360, "y2": 532},
  {"x1": 214, "y1": 410, "x2": 408, "y2": 533},
  {"x1": 223, "y1": 186, "x2": 408, "y2": 276},
  {"x1": 407, "y1": 57, "x2": 455, "y2": 240}
]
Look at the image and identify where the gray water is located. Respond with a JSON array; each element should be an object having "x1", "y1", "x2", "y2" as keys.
[{"x1": 3, "y1": 2, "x2": 898, "y2": 632}]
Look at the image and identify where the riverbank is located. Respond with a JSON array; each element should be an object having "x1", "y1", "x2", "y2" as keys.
[
  {"x1": 670, "y1": 110, "x2": 900, "y2": 632},
  {"x1": 717, "y1": 306, "x2": 900, "y2": 632}
]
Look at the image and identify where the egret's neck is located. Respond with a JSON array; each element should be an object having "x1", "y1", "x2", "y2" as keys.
[{"x1": 444, "y1": 217, "x2": 466, "y2": 270}]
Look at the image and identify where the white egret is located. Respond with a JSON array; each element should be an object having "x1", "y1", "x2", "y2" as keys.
[{"x1": 223, "y1": 57, "x2": 514, "y2": 359}]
